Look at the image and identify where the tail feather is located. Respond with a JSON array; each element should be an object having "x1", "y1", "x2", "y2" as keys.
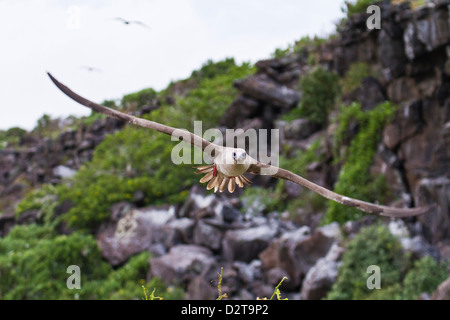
[{"x1": 199, "y1": 171, "x2": 214, "y2": 184}]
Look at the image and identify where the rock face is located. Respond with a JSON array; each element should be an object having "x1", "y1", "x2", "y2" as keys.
[
  {"x1": 222, "y1": 224, "x2": 278, "y2": 263},
  {"x1": 96, "y1": 204, "x2": 176, "y2": 265},
  {"x1": 149, "y1": 244, "x2": 217, "y2": 286},
  {"x1": 300, "y1": 243, "x2": 344, "y2": 300},
  {"x1": 432, "y1": 277, "x2": 450, "y2": 300}
]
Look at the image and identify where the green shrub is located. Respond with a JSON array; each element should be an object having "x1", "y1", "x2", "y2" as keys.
[
  {"x1": 0, "y1": 224, "x2": 183, "y2": 300},
  {"x1": 326, "y1": 224, "x2": 407, "y2": 300},
  {"x1": 365, "y1": 256, "x2": 448, "y2": 300},
  {"x1": 401, "y1": 256, "x2": 448, "y2": 300},
  {"x1": 322, "y1": 101, "x2": 395, "y2": 225},
  {"x1": 15, "y1": 184, "x2": 62, "y2": 226},
  {"x1": 284, "y1": 66, "x2": 340, "y2": 126},
  {"x1": 341, "y1": 0, "x2": 378, "y2": 17},
  {"x1": 61, "y1": 127, "x2": 197, "y2": 230},
  {"x1": 121, "y1": 88, "x2": 158, "y2": 111},
  {"x1": 0, "y1": 127, "x2": 27, "y2": 148},
  {"x1": 340, "y1": 62, "x2": 376, "y2": 95},
  {"x1": 270, "y1": 36, "x2": 326, "y2": 60},
  {"x1": 326, "y1": 224, "x2": 448, "y2": 300},
  {"x1": 0, "y1": 225, "x2": 110, "y2": 299}
]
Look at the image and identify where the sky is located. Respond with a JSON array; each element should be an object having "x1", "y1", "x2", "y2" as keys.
[{"x1": 0, "y1": 0, "x2": 343, "y2": 131}]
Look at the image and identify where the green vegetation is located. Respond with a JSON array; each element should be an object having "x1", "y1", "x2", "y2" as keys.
[
  {"x1": 340, "y1": 62, "x2": 376, "y2": 95},
  {"x1": 322, "y1": 101, "x2": 395, "y2": 225},
  {"x1": 283, "y1": 66, "x2": 340, "y2": 126},
  {"x1": 341, "y1": 0, "x2": 379, "y2": 18},
  {"x1": 121, "y1": 88, "x2": 158, "y2": 112},
  {"x1": 0, "y1": 127, "x2": 27, "y2": 149},
  {"x1": 0, "y1": 224, "x2": 183, "y2": 299},
  {"x1": 271, "y1": 35, "x2": 327, "y2": 62},
  {"x1": 327, "y1": 225, "x2": 448, "y2": 300},
  {"x1": 15, "y1": 184, "x2": 61, "y2": 226}
]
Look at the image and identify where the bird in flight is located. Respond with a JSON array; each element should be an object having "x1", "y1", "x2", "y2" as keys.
[
  {"x1": 113, "y1": 17, "x2": 150, "y2": 29},
  {"x1": 46, "y1": 72, "x2": 435, "y2": 219}
]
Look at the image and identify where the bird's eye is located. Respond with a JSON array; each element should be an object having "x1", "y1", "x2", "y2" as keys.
[{"x1": 232, "y1": 152, "x2": 236, "y2": 157}]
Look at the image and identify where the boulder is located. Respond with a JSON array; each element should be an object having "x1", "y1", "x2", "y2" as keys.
[
  {"x1": 259, "y1": 226, "x2": 335, "y2": 289},
  {"x1": 222, "y1": 224, "x2": 278, "y2": 263},
  {"x1": 233, "y1": 74, "x2": 302, "y2": 108},
  {"x1": 193, "y1": 220, "x2": 223, "y2": 251},
  {"x1": 96, "y1": 205, "x2": 176, "y2": 265},
  {"x1": 275, "y1": 118, "x2": 318, "y2": 141},
  {"x1": 162, "y1": 217, "x2": 195, "y2": 248},
  {"x1": 149, "y1": 245, "x2": 217, "y2": 286},
  {"x1": 431, "y1": 277, "x2": 450, "y2": 300},
  {"x1": 300, "y1": 242, "x2": 344, "y2": 300}
]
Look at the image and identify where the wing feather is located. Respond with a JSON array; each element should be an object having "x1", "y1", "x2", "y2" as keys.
[{"x1": 247, "y1": 162, "x2": 435, "y2": 218}]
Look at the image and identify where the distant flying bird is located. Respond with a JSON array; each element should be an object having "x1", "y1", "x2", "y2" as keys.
[
  {"x1": 46, "y1": 72, "x2": 435, "y2": 219},
  {"x1": 80, "y1": 66, "x2": 102, "y2": 73},
  {"x1": 113, "y1": 17, "x2": 150, "y2": 29}
]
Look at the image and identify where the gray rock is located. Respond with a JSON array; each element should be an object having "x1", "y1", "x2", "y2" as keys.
[
  {"x1": 193, "y1": 220, "x2": 223, "y2": 251},
  {"x1": 300, "y1": 242, "x2": 344, "y2": 300},
  {"x1": 186, "y1": 276, "x2": 218, "y2": 300},
  {"x1": 414, "y1": 177, "x2": 450, "y2": 243},
  {"x1": 222, "y1": 224, "x2": 278, "y2": 262},
  {"x1": 149, "y1": 244, "x2": 217, "y2": 285},
  {"x1": 233, "y1": 74, "x2": 302, "y2": 108},
  {"x1": 432, "y1": 277, "x2": 450, "y2": 300},
  {"x1": 275, "y1": 118, "x2": 317, "y2": 141},
  {"x1": 162, "y1": 218, "x2": 195, "y2": 248},
  {"x1": 260, "y1": 226, "x2": 337, "y2": 289},
  {"x1": 52, "y1": 165, "x2": 76, "y2": 179},
  {"x1": 96, "y1": 205, "x2": 175, "y2": 265}
]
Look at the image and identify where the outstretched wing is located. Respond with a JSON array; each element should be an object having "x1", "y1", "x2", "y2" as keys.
[
  {"x1": 247, "y1": 162, "x2": 435, "y2": 218},
  {"x1": 47, "y1": 73, "x2": 215, "y2": 153}
]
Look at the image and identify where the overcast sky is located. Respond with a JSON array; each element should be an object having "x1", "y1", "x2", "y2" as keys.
[{"x1": 0, "y1": 0, "x2": 343, "y2": 130}]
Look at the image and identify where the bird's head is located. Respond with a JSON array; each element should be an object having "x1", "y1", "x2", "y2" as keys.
[{"x1": 231, "y1": 148, "x2": 247, "y2": 164}]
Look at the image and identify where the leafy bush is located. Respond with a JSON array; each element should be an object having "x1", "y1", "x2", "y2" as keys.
[
  {"x1": 326, "y1": 224, "x2": 448, "y2": 300},
  {"x1": 284, "y1": 66, "x2": 340, "y2": 126},
  {"x1": 15, "y1": 184, "x2": 61, "y2": 226},
  {"x1": 341, "y1": 0, "x2": 378, "y2": 17},
  {"x1": 0, "y1": 127, "x2": 27, "y2": 148},
  {"x1": 340, "y1": 62, "x2": 376, "y2": 95},
  {"x1": 326, "y1": 224, "x2": 407, "y2": 300},
  {"x1": 270, "y1": 36, "x2": 326, "y2": 61},
  {"x1": 0, "y1": 224, "x2": 183, "y2": 300},
  {"x1": 121, "y1": 88, "x2": 158, "y2": 111},
  {"x1": 0, "y1": 225, "x2": 109, "y2": 299},
  {"x1": 322, "y1": 101, "x2": 395, "y2": 225},
  {"x1": 401, "y1": 256, "x2": 448, "y2": 300}
]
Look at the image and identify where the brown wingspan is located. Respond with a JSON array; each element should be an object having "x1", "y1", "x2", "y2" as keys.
[{"x1": 247, "y1": 162, "x2": 435, "y2": 218}]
